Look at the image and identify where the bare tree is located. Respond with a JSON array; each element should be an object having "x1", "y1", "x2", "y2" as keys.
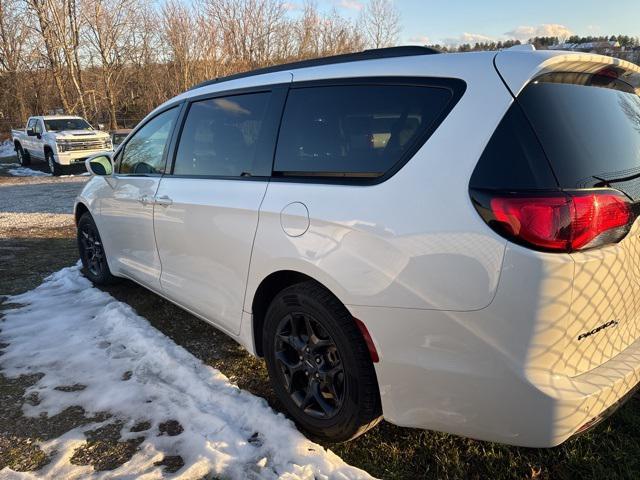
[
  {"x1": 0, "y1": 0, "x2": 398, "y2": 137},
  {"x1": 26, "y1": 0, "x2": 88, "y2": 116},
  {"x1": 83, "y1": 0, "x2": 142, "y2": 129},
  {"x1": 359, "y1": 0, "x2": 400, "y2": 49},
  {"x1": 0, "y1": 0, "x2": 33, "y2": 122}
]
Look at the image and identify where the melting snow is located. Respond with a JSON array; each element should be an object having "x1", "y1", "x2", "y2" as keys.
[
  {"x1": 0, "y1": 140, "x2": 15, "y2": 158},
  {"x1": 6, "y1": 167, "x2": 51, "y2": 177},
  {"x1": 0, "y1": 265, "x2": 374, "y2": 479}
]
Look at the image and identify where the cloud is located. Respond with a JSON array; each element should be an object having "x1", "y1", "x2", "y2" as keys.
[
  {"x1": 407, "y1": 35, "x2": 430, "y2": 45},
  {"x1": 283, "y1": 2, "x2": 302, "y2": 11},
  {"x1": 337, "y1": 0, "x2": 364, "y2": 11},
  {"x1": 442, "y1": 32, "x2": 496, "y2": 47},
  {"x1": 505, "y1": 24, "x2": 573, "y2": 42}
]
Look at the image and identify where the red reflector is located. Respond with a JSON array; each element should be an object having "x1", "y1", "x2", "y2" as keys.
[
  {"x1": 486, "y1": 191, "x2": 632, "y2": 252},
  {"x1": 353, "y1": 317, "x2": 379, "y2": 363}
]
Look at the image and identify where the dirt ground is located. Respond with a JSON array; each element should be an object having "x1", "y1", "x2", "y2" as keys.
[{"x1": 1, "y1": 154, "x2": 640, "y2": 479}]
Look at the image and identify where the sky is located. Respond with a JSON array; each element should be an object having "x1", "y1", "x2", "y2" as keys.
[{"x1": 288, "y1": 0, "x2": 640, "y2": 46}]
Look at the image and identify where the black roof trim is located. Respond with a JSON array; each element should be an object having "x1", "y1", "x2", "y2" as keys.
[{"x1": 189, "y1": 46, "x2": 441, "y2": 91}]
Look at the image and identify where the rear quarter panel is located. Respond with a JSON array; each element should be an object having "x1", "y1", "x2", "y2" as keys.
[{"x1": 245, "y1": 53, "x2": 511, "y2": 313}]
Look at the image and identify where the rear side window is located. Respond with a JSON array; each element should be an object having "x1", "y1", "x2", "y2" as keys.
[
  {"x1": 274, "y1": 84, "x2": 456, "y2": 179},
  {"x1": 519, "y1": 73, "x2": 640, "y2": 199},
  {"x1": 469, "y1": 102, "x2": 557, "y2": 191},
  {"x1": 173, "y1": 93, "x2": 270, "y2": 177}
]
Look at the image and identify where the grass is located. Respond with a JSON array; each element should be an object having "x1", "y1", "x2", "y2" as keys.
[{"x1": 1, "y1": 226, "x2": 639, "y2": 478}]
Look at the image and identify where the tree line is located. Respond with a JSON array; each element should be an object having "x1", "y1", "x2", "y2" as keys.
[
  {"x1": 429, "y1": 34, "x2": 640, "y2": 53},
  {"x1": 0, "y1": 0, "x2": 400, "y2": 133}
]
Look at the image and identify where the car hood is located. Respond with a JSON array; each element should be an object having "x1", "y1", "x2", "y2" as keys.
[{"x1": 53, "y1": 130, "x2": 110, "y2": 140}]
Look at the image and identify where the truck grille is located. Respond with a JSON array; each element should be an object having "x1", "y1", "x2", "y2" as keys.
[{"x1": 58, "y1": 139, "x2": 110, "y2": 152}]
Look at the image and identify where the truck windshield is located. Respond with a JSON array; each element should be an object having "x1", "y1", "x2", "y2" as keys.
[{"x1": 44, "y1": 118, "x2": 93, "y2": 132}]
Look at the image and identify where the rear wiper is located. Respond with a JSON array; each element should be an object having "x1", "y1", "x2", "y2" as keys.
[{"x1": 592, "y1": 170, "x2": 640, "y2": 187}]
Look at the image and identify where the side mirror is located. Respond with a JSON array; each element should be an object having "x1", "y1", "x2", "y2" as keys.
[
  {"x1": 85, "y1": 153, "x2": 113, "y2": 176},
  {"x1": 26, "y1": 128, "x2": 36, "y2": 136}
]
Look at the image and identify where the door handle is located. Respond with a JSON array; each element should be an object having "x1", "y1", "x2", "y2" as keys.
[
  {"x1": 155, "y1": 195, "x2": 173, "y2": 207},
  {"x1": 138, "y1": 194, "x2": 152, "y2": 205}
]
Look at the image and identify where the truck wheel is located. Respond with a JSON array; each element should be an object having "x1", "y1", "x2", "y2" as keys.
[
  {"x1": 16, "y1": 145, "x2": 30, "y2": 166},
  {"x1": 46, "y1": 150, "x2": 63, "y2": 176},
  {"x1": 263, "y1": 281, "x2": 382, "y2": 442}
]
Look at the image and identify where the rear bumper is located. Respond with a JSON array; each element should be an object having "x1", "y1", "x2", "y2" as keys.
[{"x1": 349, "y1": 303, "x2": 640, "y2": 447}]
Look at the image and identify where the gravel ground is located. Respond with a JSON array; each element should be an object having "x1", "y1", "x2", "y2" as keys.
[{"x1": 0, "y1": 156, "x2": 87, "y2": 238}]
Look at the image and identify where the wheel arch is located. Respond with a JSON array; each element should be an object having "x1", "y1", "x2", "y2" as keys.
[
  {"x1": 251, "y1": 270, "x2": 316, "y2": 357},
  {"x1": 250, "y1": 269, "x2": 379, "y2": 364},
  {"x1": 74, "y1": 202, "x2": 90, "y2": 225}
]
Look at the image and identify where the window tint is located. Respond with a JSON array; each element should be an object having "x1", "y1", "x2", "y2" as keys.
[
  {"x1": 173, "y1": 93, "x2": 270, "y2": 177},
  {"x1": 274, "y1": 84, "x2": 453, "y2": 177},
  {"x1": 27, "y1": 118, "x2": 36, "y2": 129},
  {"x1": 469, "y1": 102, "x2": 557, "y2": 191},
  {"x1": 519, "y1": 76, "x2": 640, "y2": 199},
  {"x1": 34, "y1": 120, "x2": 43, "y2": 135},
  {"x1": 119, "y1": 107, "x2": 179, "y2": 175}
]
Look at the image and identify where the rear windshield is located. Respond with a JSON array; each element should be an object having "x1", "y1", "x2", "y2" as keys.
[{"x1": 519, "y1": 73, "x2": 640, "y2": 198}]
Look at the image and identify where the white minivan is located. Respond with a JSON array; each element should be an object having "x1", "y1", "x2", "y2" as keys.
[{"x1": 75, "y1": 46, "x2": 640, "y2": 447}]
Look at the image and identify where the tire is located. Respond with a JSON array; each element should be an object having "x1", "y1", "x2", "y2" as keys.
[
  {"x1": 77, "y1": 212, "x2": 118, "y2": 285},
  {"x1": 263, "y1": 281, "x2": 382, "y2": 442},
  {"x1": 16, "y1": 144, "x2": 30, "y2": 166},
  {"x1": 46, "y1": 150, "x2": 63, "y2": 176}
]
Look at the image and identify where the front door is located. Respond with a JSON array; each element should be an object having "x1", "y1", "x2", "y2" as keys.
[
  {"x1": 99, "y1": 106, "x2": 180, "y2": 289},
  {"x1": 153, "y1": 88, "x2": 285, "y2": 335}
]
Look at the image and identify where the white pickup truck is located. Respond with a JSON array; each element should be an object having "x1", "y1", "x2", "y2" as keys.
[{"x1": 12, "y1": 115, "x2": 113, "y2": 175}]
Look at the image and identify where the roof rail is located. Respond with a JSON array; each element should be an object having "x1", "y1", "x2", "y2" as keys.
[{"x1": 189, "y1": 46, "x2": 441, "y2": 91}]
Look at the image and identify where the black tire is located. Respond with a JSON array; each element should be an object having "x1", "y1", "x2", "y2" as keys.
[
  {"x1": 16, "y1": 144, "x2": 30, "y2": 166},
  {"x1": 263, "y1": 281, "x2": 382, "y2": 442},
  {"x1": 46, "y1": 150, "x2": 63, "y2": 176},
  {"x1": 77, "y1": 212, "x2": 118, "y2": 285}
]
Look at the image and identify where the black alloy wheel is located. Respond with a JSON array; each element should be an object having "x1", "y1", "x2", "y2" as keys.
[
  {"x1": 264, "y1": 281, "x2": 382, "y2": 442},
  {"x1": 274, "y1": 311, "x2": 345, "y2": 419}
]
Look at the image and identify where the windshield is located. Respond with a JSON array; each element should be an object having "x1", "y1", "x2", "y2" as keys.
[{"x1": 44, "y1": 118, "x2": 93, "y2": 132}]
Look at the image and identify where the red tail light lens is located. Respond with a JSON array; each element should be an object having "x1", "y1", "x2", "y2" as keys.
[{"x1": 472, "y1": 190, "x2": 633, "y2": 252}]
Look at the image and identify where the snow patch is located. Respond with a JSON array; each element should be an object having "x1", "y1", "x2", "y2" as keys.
[
  {"x1": 6, "y1": 167, "x2": 51, "y2": 177},
  {"x1": 0, "y1": 265, "x2": 375, "y2": 480},
  {"x1": 0, "y1": 139, "x2": 15, "y2": 158}
]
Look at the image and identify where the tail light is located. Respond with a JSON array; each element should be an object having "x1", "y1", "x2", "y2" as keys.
[{"x1": 471, "y1": 189, "x2": 634, "y2": 253}]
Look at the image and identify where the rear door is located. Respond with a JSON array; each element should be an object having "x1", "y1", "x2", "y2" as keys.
[
  {"x1": 498, "y1": 60, "x2": 640, "y2": 375},
  {"x1": 153, "y1": 84, "x2": 288, "y2": 335}
]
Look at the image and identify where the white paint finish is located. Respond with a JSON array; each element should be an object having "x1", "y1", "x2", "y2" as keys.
[
  {"x1": 247, "y1": 53, "x2": 510, "y2": 312},
  {"x1": 153, "y1": 177, "x2": 268, "y2": 335},
  {"x1": 566, "y1": 219, "x2": 640, "y2": 376},
  {"x1": 74, "y1": 49, "x2": 640, "y2": 448},
  {"x1": 280, "y1": 201, "x2": 310, "y2": 237},
  {"x1": 495, "y1": 50, "x2": 640, "y2": 97},
  {"x1": 350, "y1": 300, "x2": 640, "y2": 447},
  {"x1": 97, "y1": 175, "x2": 162, "y2": 288}
]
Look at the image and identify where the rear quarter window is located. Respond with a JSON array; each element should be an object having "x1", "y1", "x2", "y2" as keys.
[{"x1": 274, "y1": 80, "x2": 464, "y2": 181}]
